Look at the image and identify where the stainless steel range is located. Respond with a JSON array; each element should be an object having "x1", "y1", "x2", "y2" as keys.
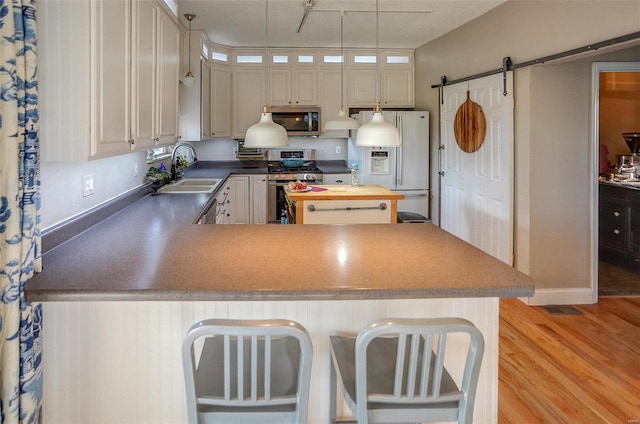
[{"x1": 267, "y1": 150, "x2": 323, "y2": 224}]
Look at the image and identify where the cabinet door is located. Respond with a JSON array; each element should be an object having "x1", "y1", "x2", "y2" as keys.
[
  {"x1": 229, "y1": 176, "x2": 250, "y2": 224},
  {"x1": 201, "y1": 60, "x2": 212, "y2": 138},
  {"x1": 382, "y1": 68, "x2": 414, "y2": 107},
  {"x1": 210, "y1": 65, "x2": 231, "y2": 137},
  {"x1": 293, "y1": 69, "x2": 318, "y2": 105},
  {"x1": 131, "y1": 0, "x2": 156, "y2": 150},
  {"x1": 251, "y1": 175, "x2": 268, "y2": 224},
  {"x1": 91, "y1": 0, "x2": 133, "y2": 157},
  {"x1": 319, "y1": 68, "x2": 347, "y2": 137},
  {"x1": 155, "y1": 7, "x2": 180, "y2": 145},
  {"x1": 233, "y1": 69, "x2": 266, "y2": 138},
  {"x1": 269, "y1": 68, "x2": 292, "y2": 106},
  {"x1": 349, "y1": 69, "x2": 377, "y2": 107}
]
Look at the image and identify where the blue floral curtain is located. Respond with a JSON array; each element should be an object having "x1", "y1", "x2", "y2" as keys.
[{"x1": 0, "y1": 0, "x2": 42, "y2": 423}]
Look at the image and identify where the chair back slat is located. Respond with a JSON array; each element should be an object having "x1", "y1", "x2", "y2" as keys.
[
  {"x1": 264, "y1": 334, "x2": 272, "y2": 401},
  {"x1": 431, "y1": 332, "x2": 447, "y2": 398},
  {"x1": 223, "y1": 335, "x2": 231, "y2": 402},
  {"x1": 250, "y1": 335, "x2": 258, "y2": 401},
  {"x1": 236, "y1": 335, "x2": 244, "y2": 401},
  {"x1": 393, "y1": 333, "x2": 406, "y2": 399},
  {"x1": 405, "y1": 333, "x2": 421, "y2": 398},
  {"x1": 419, "y1": 333, "x2": 433, "y2": 398}
]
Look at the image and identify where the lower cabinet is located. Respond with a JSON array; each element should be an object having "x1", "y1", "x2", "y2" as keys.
[
  {"x1": 251, "y1": 175, "x2": 268, "y2": 224},
  {"x1": 599, "y1": 183, "x2": 640, "y2": 264},
  {"x1": 216, "y1": 175, "x2": 268, "y2": 225},
  {"x1": 323, "y1": 173, "x2": 351, "y2": 185}
]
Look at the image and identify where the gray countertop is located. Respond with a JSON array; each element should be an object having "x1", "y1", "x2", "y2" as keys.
[{"x1": 26, "y1": 163, "x2": 534, "y2": 302}]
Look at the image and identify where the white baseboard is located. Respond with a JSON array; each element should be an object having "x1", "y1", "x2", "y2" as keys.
[{"x1": 518, "y1": 287, "x2": 596, "y2": 306}]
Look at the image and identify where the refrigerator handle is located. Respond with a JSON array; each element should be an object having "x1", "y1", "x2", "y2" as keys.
[{"x1": 396, "y1": 115, "x2": 402, "y2": 186}]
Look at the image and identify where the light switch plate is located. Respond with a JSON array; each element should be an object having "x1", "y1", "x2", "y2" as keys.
[
  {"x1": 336, "y1": 146, "x2": 341, "y2": 154},
  {"x1": 83, "y1": 174, "x2": 94, "y2": 197}
]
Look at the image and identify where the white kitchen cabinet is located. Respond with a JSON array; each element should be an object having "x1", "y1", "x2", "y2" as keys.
[
  {"x1": 201, "y1": 61, "x2": 231, "y2": 139},
  {"x1": 228, "y1": 176, "x2": 250, "y2": 224},
  {"x1": 347, "y1": 50, "x2": 414, "y2": 108},
  {"x1": 215, "y1": 184, "x2": 232, "y2": 224},
  {"x1": 251, "y1": 175, "x2": 268, "y2": 224},
  {"x1": 318, "y1": 68, "x2": 349, "y2": 138},
  {"x1": 210, "y1": 65, "x2": 231, "y2": 137},
  {"x1": 381, "y1": 68, "x2": 414, "y2": 108},
  {"x1": 323, "y1": 174, "x2": 350, "y2": 185},
  {"x1": 201, "y1": 60, "x2": 211, "y2": 138},
  {"x1": 348, "y1": 69, "x2": 378, "y2": 108},
  {"x1": 269, "y1": 68, "x2": 318, "y2": 106},
  {"x1": 232, "y1": 68, "x2": 266, "y2": 138},
  {"x1": 39, "y1": 0, "x2": 179, "y2": 161}
]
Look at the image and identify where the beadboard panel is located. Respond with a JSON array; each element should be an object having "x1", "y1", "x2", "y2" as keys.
[{"x1": 42, "y1": 298, "x2": 498, "y2": 423}]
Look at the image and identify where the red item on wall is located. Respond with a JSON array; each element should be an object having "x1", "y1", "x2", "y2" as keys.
[{"x1": 599, "y1": 144, "x2": 611, "y2": 173}]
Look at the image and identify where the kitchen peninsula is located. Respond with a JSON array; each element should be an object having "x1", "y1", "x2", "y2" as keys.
[
  {"x1": 285, "y1": 184, "x2": 404, "y2": 224},
  {"x1": 27, "y1": 183, "x2": 533, "y2": 424}
]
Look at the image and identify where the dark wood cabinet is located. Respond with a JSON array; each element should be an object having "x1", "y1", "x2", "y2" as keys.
[{"x1": 599, "y1": 183, "x2": 640, "y2": 264}]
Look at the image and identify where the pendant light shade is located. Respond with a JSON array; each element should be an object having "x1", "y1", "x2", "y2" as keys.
[
  {"x1": 324, "y1": 12, "x2": 359, "y2": 132},
  {"x1": 243, "y1": 0, "x2": 288, "y2": 148},
  {"x1": 244, "y1": 106, "x2": 288, "y2": 147},
  {"x1": 355, "y1": 0, "x2": 399, "y2": 147},
  {"x1": 181, "y1": 13, "x2": 196, "y2": 87},
  {"x1": 324, "y1": 107, "x2": 359, "y2": 130},
  {"x1": 356, "y1": 104, "x2": 400, "y2": 146}
]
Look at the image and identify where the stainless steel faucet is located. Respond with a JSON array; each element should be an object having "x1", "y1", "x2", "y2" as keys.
[{"x1": 171, "y1": 142, "x2": 198, "y2": 180}]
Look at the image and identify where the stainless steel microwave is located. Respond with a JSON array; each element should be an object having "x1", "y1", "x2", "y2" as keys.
[{"x1": 270, "y1": 106, "x2": 320, "y2": 136}]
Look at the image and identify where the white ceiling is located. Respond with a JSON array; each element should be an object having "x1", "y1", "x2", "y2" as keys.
[{"x1": 177, "y1": 0, "x2": 507, "y2": 49}]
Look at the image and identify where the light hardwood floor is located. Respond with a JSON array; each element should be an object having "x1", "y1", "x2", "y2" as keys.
[{"x1": 499, "y1": 297, "x2": 640, "y2": 423}]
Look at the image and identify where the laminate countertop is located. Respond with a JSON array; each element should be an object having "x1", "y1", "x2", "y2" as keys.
[{"x1": 27, "y1": 167, "x2": 534, "y2": 302}]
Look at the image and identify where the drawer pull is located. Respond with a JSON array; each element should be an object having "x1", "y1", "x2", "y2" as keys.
[
  {"x1": 613, "y1": 211, "x2": 620, "y2": 217},
  {"x1": 614, "y1": 229, "x2": 620, "y2": 235}
]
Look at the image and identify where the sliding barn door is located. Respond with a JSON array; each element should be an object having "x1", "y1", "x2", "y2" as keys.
[{"x1": 440, "y1": 72, "x2": 514, "y2": 265}]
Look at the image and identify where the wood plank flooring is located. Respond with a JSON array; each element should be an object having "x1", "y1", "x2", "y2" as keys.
[{"x1": 499, "y1": 297, "x2": 640, "y2": 424}]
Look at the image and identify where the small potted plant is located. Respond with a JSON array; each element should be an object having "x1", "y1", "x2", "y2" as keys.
[
  {"x1": 146, "y1": 163, "x2": 172, "y2": 195},
  {"x1": 175, "y1": 155, "x2": 189, "y2": 179}
]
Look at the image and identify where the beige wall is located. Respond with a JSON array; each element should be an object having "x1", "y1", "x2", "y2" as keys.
[
  {"x1": 599, "y1": 72, "x2": 640, "y2": 161},
  {"x1": 414, "y1": 0, "x2": 640, "y2": 295}
]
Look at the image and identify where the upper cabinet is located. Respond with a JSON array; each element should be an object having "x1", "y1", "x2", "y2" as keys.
[
  {"x1": 201, "y1": 58, "x2": 231, "y2": 139},
  {"x1": 267, "y1": 51, "x2": 318, "y2": 106},
  {"x1": 347, "y1": 51, "x2": 414, "y2": 108},
  {"x1": 39, "y1": 0, "x2": 180, "y2": 161}
]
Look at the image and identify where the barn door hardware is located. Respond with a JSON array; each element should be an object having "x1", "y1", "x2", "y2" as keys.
[{"x1": 502, "y1": 57, "x2": 512, "y2": 96}]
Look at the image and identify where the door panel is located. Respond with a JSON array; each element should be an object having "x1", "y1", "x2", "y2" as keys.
[{"x1": 440, "y1": 72, "x2": 514, "y2": 265}]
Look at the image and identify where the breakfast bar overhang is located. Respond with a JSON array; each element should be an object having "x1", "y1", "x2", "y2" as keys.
[{"x1": 26, "y1": 194, "x2": 534, "y2": 423}]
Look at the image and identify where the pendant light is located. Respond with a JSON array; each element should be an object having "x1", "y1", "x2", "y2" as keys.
[
  {"x1": 181, "y1": 13, "x2": 196, "y2": 87},
  {"x1": 244, "y1": 0, "x2": 288, "y2": 148},
  {"x1": 355, "y1": 0, "x2": 400, "y2": 147},
  {"x1": 324, "y1": 11, "x2": 359, "y2": 131}
]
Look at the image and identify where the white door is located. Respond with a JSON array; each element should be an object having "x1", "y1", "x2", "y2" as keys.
[{"x1": 440, "y1": 72, "x2": 514, "y2": 265}]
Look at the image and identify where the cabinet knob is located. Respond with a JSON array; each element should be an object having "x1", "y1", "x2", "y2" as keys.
[
  {"x1": 614, "y1": 211, "x2": 620, "y2": 217},
  {"x1": 614, "y1": 229, "x2": 620, "y2": 235},
  {"x1": 128, "y1": 139, "x2": 135, "y2": 150}
]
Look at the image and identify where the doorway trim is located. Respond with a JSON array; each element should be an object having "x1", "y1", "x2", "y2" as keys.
[{"x1": 591, "y1": 61, "x2": 640, "y2": 301}]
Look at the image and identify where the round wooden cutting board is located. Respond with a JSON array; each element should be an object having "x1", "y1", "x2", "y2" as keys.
[{"x1": 454, "y1": 91, "x2": 486, "y2": 153}]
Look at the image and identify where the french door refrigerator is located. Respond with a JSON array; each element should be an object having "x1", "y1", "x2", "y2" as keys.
[{"x1": 348, "y1": 110, "x2": 430, "y2": 217}]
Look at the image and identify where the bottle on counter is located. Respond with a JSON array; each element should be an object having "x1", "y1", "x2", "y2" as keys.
[
  {"x1": 350, "y1": 163, "x2": 360, "y2": 186},
  {"x1": 280, "y1": 209, "x2": 288, "y2": 224}
]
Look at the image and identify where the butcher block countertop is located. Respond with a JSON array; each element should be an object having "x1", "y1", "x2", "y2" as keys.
[
  {"x1": 27, "y1": 174, "x2": 534, "y2": 302},
  {"x1": 285, "y1": 184, "x2": 405, "y2": 201}
]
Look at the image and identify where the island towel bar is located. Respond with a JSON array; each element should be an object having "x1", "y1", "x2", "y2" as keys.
[{"x1": 307, "y1": 203, "x2": 387, "y2": 213}]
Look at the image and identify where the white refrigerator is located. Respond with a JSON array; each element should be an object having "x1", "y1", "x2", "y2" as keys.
[{"x1": 348, "y1": 110, "x2": 430, "y2": 218}]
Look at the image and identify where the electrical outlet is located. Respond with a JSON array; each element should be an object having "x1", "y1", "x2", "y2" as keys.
[
  {"x1": 82, "y1": 174, "x2": 94, "y2": 197},
  {"x1": 134, "y1": 164, "x2": 139, "y2": 177},
  {"x1": 336, "y1": 146, "x2": 341, "y2": 154}
]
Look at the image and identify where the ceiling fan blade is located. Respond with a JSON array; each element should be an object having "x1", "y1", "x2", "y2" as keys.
[{"x1": 296, "y1": 0, "x2": 314, "y2": 33}]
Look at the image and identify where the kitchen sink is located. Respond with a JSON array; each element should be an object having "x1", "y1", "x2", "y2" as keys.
[{"x1": 158, "y1": 178, "x2": 221, "y2": 194}]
